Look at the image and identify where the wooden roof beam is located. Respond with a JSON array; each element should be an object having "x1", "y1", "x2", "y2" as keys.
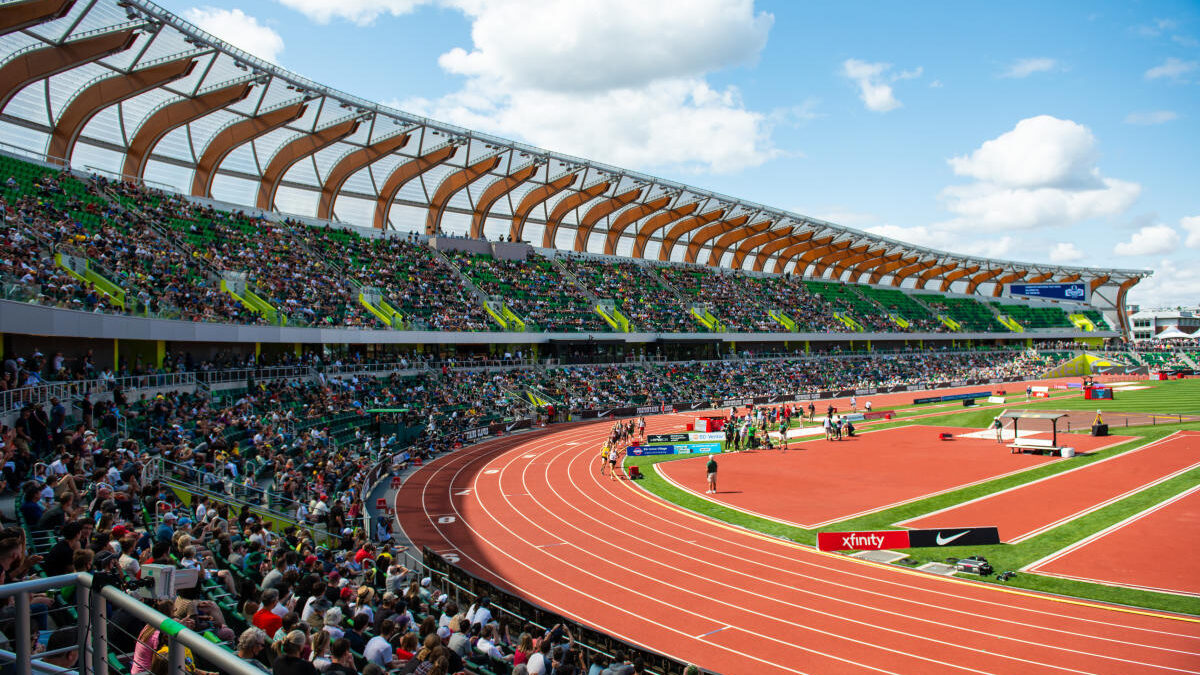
[
  {"x1": 122, "y1": 80, "x2": 254, "y2": 181},
  {"x1": 47, "y1": 56, "x2": 196, "y2": 163},
  {"x1": 372, "y1": 143, "x2": 459, "y2": 230},
  {"x1": 316, "y1": 131, "x2": 412, "y2": 220},
  {"x1": 622, "y1": 200, "x2": 697, "y2": 257},
  {"x1": 601, "y1": 195, "x2": 673, "y2": 255},
  {"x1": 542, "y1": 180, "x2": 610, "y2": 248},
  {"x1": 509, "y1": 171, "x2": 578, "y2": 243},
  {"x1": 573, "y1": 187, "x2": 643, "y2": 252},
  {"x1": 425, "y1": 152, "x2": 504, "y2": 235},
  {"x1": 468, "y1": 161, "x2": 540, "y2": 239}
]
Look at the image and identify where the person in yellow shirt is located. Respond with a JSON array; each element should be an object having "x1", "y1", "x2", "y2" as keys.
[{"x1": 599, "y1": 441, "x2": 611, "y2": 476}]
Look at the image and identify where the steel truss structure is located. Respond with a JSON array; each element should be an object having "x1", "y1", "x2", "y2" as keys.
[{"x1": 0, "y1": 0, "x2": 1149, "y2": 332}]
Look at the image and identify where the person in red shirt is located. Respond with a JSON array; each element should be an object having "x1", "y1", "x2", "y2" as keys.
[
  {"x1": 251, "y1": 588, "x2": 283, "y2": 636},
  {"x1": 354, "y1": 543, "x2": 375, "y2": 566}
]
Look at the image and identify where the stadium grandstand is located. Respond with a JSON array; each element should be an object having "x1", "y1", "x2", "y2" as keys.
[{"x1": 3, "y1": 3, "x2": 1196, "y2": 675}]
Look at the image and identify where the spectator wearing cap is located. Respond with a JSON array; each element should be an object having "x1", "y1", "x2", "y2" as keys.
[
  {"x1": 417, "y1": 576, "x2": 433, "y2": 605},
  {"x1": 435, "y1": 625, "x2": 465, "y2": 675},
  {"x1": 323, "y1": 607, "x2": 345, "y2": 640},
  {"x1": 156, "y1": 511, "x2": 177, "y2": 544},
  {"x1": 437, "y1": 600, "x2": 457, "y2": 630}
]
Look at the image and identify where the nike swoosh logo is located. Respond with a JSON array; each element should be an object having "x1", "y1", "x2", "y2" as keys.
[{"x1": 936, "y1": 531, "x2": 970, "y2": 546}]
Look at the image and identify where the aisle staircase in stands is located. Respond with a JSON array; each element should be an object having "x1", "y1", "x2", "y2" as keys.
[
  {"x1": 54, "y1": 252, "x2": 127, "y2": 310},
  {"x1": 96, "y1": 183, "x2": 289, "y2": 324},
  {"x1": 430, "y1": 247, "x2": 524, "y2": 331},
  {"x1": 550, "y1": 257, "x2": 631, "y2": 332},
  {"x1": 768, "y1": 308, "x2": 798, "y2": 332},
  {"x1": 652, "y1": 268, "x2": 723, "y2": 332}
]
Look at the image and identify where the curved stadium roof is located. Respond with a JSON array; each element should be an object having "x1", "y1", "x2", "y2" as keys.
[{"x1": 0, "y1": 0, "x2": 1148, "y2": 322}]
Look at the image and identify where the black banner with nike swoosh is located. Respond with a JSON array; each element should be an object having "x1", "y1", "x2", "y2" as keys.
[{"x1": 907, "y1": 527, "x2": 1000, "y2": 548}]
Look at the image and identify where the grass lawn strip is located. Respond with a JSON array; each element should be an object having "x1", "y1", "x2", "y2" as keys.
[{"x1": 626, "y1": 383, "x2": 1200, "y2": 615}]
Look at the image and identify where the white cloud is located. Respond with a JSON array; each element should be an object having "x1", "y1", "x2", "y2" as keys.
[
  {"x1": 1145, "y1": 57, "x2": 1198, "y2": 80},
  {"x1": 1127, "y1": 258, "x2": 1200, "y2": 309},
  {"x1": 1174, "y1": 35, "x2": 1200, "y2": 48},
  {"x1": 1001, "y1": 57, "x2": 1058, "y2": 78},
  {"x1": 1134, "y1": 18, "x2": 1178, "y2": 37},
  {"x1": 437, "y1": 0, "x2": 771, "y2": 92},
  {"x1": 929, "y1": 80, "x2": 943, "y2": 88},
  {"x1": 866, "y1": 224, "x2": 1015, "y2": 259},
  {"x1": 404, "y1": 0, "x2": 780, "y2": 173},
  {"x1": 1048, "y1": 242, "x2": 1085, "y2": 263},
  {"x1": 939, "y1": 115, "x2": 1140, "y2": 231},
  {"x1": 275, "y1": 0, "x2": 428, "y2": 25},
  {"x1": 1181, "y1": 215, "x2": 1200, "y2": 248},
  {"x1": 1113, "y1": 224, "x2": 1180, "y2": 256},
  {"x1": 948, "y1": 116, "x2": 1099, "y2": 189},
  {"x1": 184, "y1": 7, "x2": 285, "y2": 63},
  {"x1": 1124, "y1": 110, "x2": 1179, "y2": 125},
  {"x1": 800, "y1": 207, "x2": 877, "y2": 227},
  {"x1": 840, "y1": 59, "x2": 921, "y2": 112}
]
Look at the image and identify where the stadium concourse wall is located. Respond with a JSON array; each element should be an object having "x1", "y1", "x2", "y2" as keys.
[{"x1": 0, "y1": 299, "x2": 1113, "y2": 346}]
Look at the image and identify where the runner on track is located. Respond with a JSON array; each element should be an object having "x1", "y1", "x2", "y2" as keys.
[
  {"x1": 608, "y1": 443, "x2": 620, "y2": 481},
  {"x1": 779, "y1": 418, "x2": 789, "y2": 452},
  {"x1": 599, "y1": 440, "x2": 611, "y2": 475}
]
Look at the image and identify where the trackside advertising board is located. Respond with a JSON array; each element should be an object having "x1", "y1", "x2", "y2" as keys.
[
  {"x1": 818, "y1": 527, "x2": 1001, "y2": 551},
  {"x1": 1008, "y1": 282, "x2": 1088, "y2": 301},
  {"x1": 647, "y1": 432, "x2": 726, "y2": 444},
  {"x1": 626, "y1": 443, "x2": 723, "y2": 456}
]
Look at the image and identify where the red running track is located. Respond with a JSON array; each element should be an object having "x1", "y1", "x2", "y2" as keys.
[
  {"x1": 395, "y1": 415, "x2": 1200, "y2": 675},
  {"x1": 903, "y1": 431, "x2": 1200, "y2": 543},
  {"x1": 655, "y1": 425, "x2": 1074, "y2": 528},
  {"x1": 1027, "y1": 483, "x2": 1200, "y2": 598}
]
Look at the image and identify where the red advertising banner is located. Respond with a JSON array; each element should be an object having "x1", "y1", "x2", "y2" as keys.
[{"x1": 817, "y1": 530, "x2": 911, "y2": 552}]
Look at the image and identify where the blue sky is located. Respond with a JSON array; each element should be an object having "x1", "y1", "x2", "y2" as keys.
[{"x1": 158, "y1": 0, "x2": 1199, "y2": 308}]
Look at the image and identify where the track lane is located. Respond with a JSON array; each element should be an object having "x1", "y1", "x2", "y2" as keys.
[{"x1": 396, "y1": 416, "x2": 1200, "y2": 675}]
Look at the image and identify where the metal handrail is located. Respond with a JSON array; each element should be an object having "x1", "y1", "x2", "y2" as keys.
[
  {"x1": 195, "y1": 365, "x2": 313, "y2": 384},
  {"x1": 0, "y1": 372, "x2": 197, "y2": 412},
  {"x1": 0, "y1": 572, "x2": 263, "y2": 675}
]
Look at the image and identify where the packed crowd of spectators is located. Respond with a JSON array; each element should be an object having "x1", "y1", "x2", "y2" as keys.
[
  {"x1": 448, "y1": 252, "x2": 608, "y2": 332},
  {"x1": 655, "y1": 266, "x2": 777, "y2": 332},
  {"x1": 560, "y1": 257, "x2": 694, "y2": 332},
  {"x1": 0, "y1": 342, "x2": 1058, "y2": 675},
  {"x1": 521, "y1": 349, "x2": 1048, "y2": 409},
  {"x1": 2, "y1": 156, "x2": 1117, "y2": 342},
  {"x1": 304, "y1": 230, "x2": 490, "y2": 332},
  {"x1": 747, "y1": 276, "x2": 860, "y2": 333}
]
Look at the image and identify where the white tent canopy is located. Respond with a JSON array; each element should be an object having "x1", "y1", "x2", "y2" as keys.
[{"x1": 1154, "y1": 327, "x2": 1194, "y2": 340}]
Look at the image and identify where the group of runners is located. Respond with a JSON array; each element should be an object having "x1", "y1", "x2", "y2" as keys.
[
  {"x1": 598, "y1": 416, "x2": 647, "y2": 481},
  {"x1": 598, "y1": 396, "x2": 874, "y2": 493}
]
